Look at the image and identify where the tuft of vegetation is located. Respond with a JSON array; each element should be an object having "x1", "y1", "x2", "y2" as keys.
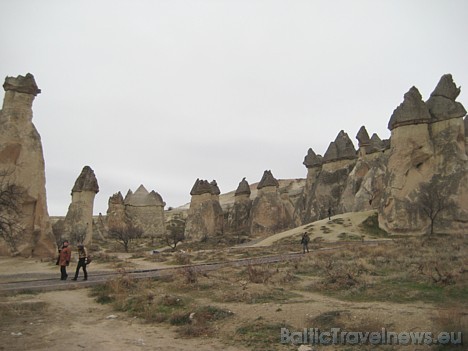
[{"x1": 359, "y1": 212, "x2": 388, "y2": 238}]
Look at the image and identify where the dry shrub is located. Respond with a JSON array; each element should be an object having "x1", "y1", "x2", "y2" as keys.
[
  {"x1": 245, "y1": 264, "x2": 273, "y2": 284},
  {"x1": 181, "y1": 266, "x2": 198, "y2": 284},
  {"x1": 434, "y1": 308, "x2": 468, "y2": 344},
  {"x1": 173, "y1": 251, "x2": 192, "y2": 265}
]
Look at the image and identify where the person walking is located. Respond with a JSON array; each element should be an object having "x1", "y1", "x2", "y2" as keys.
[
  {"x1": 72, "y1": 244, "x2": 88, "y2": 281},
  {"x1": 57, "y1": 240, "x2": 71, "y2": 280},
  {"x1": 301, "y1": 232, "x2": 310, "y2": 254}
]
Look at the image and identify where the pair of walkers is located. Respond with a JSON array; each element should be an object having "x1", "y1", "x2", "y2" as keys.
[{"x1": 57, "y1": 241, "x2": 89, "y2": 281}]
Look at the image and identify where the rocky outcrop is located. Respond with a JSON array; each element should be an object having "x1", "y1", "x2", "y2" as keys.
[
  {"x1": 62, "y1": 166, "x2": 99, "y2": 244},
  {"x1": 123, "y1": 185, "x2": 166, "y2": 238},
  {"x1": 225, "y1": 178, "x2": 252, "y2": 242},
  {"x1": 0, "y1": 74, "x2": 56, "y2": 257},
  {"x1": 379, "y1": 75, "x2": 468, "y2": 234},
  {"x1": 184, "y1": 179, "x2": 224, "y2": 241},
  {"x1": 250, "y1": 171, "x2": 294, "y2": 237},
  {"x1": 106, "y1": 192, "x2": 127, "y2": 230},
  {"x1": 299, "y1": 131, "x2": 357, "y2": 222}
]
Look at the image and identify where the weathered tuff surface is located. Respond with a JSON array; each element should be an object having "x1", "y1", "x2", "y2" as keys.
[
  {"x1": 62, "y1": 166, "x2": 99, "y2": 244},
  {"x1": 0, "y1": 74, "x2": 56, "y2": 257},
  {"x1": 250, "y1": 171, "x2": 295, "y2": 237},
  {"x1": 298, "y1": 131, "x2": 357, "y2": 222},
  {"x1": 184, "y1": 179, "x2": 224, "y2": 241},
  {"x1": 379, "y1": 75, "x2": 468, "y2": 234},
  {"x1": 106, "y1": 191, "x2": 127, "y2": 230},
  {"x1": 225, "y1": 178, "x2": 252, "y2": 241},
  {"x1": 123, "y1": 185, "x2": 166, "y2": 238}
]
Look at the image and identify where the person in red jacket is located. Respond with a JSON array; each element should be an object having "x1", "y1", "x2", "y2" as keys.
[{"x1": 57, "y1": 240, "x2": 72, "y2": 280}]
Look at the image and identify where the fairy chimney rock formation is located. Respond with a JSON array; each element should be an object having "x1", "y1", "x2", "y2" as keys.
[
  {"x1": 323, "y1": 130, "x2": 357, "y2": 163},
  {"x1": 0, "y1": 73, "x2": 56, "y2": 257},
  {"x1": 63, "y1": 166, "x2": 99, "y2": 244},
  {"x1": 356, "y1": 126, "x2": 371, "y2": 157},
  {"x1": 257, "y1": 170, "x2": 279, "y2": 191},
  {"x1": 250, "y1": 171, "x2": 293, "y2": 236},
  {"x1": 380, "y1": 74, "x2": 468, "y2": 234},
  {"x1": 123, "y1": 185, "x2": 166, "y2": 238},
  {"x1": 185, "y1": 179, "x2": 224, "y2": 241},
  {"x1": 225, "y1": 178, "x2": 252, "y2": 241},
  {"x1": 235, "y1": 177, "x2": 251, "y2": 200},
  {"x1": 387, "y1": 86, "x2": 431, "y2": 130}
]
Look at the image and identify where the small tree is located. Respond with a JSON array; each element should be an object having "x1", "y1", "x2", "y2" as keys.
[
  {"x1": 0, "y1": 170, "x2": 25, "y2": 253},
  {"x1": 108, "y1": 223, "x2": 143, "y2": 252},
  {"x1": 165, "y1": 215, "x2": 185, "y2": 251},
  {"x1": 417, "y1": 177, "x2": 455, "y2": 235}
]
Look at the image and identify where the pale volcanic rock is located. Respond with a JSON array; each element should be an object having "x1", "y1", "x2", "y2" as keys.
[
  {"x1": 379, "y1": 74, "x2": 468, "y2": 234},
  {"x1": 225, "y1": 178, "x2": 252, "y2": 241},
  {"x1": 185, "y1": 179, "x2": 224, "y2": 241},
  {"x1": 62, "y1": 166, "x2": 99, "y2": 244},
  {"x1": 250, "y1": 171, "x2": 294, "y2": 237},
  {"x1": 123, "y1": 185, "x2": 166, "y2": 238},
  {"x1": 0, "y1": 74, "x2": 56, "y2": 257}
]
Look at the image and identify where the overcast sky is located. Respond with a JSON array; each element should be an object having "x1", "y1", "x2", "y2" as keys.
[{"x1": 1, "y1": 0, "x2": 467, "y2": 215}]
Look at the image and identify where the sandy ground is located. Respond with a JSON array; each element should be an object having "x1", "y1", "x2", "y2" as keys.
[
  {"x1": 250, "y1": 210, "x2": 377, "y2": 247},
  {"x1": 0, "y1": 289, "x2": 249, "y2": 351}
]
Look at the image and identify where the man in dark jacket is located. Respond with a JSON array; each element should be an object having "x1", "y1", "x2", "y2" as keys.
[{"x1": 72, "y1": 244, "x2": 88, "y2": 281}]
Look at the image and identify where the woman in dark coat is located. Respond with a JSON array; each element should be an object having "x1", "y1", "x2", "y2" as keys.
[{"x1": 57, "y1": 240, "x2": 71, "y2": 280}]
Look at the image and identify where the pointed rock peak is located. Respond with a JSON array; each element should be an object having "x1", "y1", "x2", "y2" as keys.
[
  {"x1": 134, "y1": 184, "x2": 149, "y2": 196},
  {"x1": 388, "y1": 86, "x2": 431, "y2": 130},
  {"x1": 124, "y1": 189, "x2": 134, "y2": 201},
  {"x1": 324, "y1": 130, "x2": 356, "y2": 162},
  {"x1": 3, "y1": 73, "x2": 41, "y2": 96},
  {"x1": 148, "y1": 190, "x2": 166, "y2": 206},
  {"x1": 190, "y1": 178, "x2": 213, "y2": 195},
  {"x1": 72, "y1": 166, "x2": 99, "y2": 193},
  {"x1": 210, "y1": 180, "x2": 221, "y2": 195},
  {"x1": 426, "y1": 74, "x2": 466, "y2": 121},
  {"x1": 356, "y1": 126, "x2": 370, "y2": 147},
  {"x1": 235, "y1": 177, "x2": 251, "y2": 196},
  {"x1": 108, "y1": 192, "x2": 124, "y2": 205},
  {"x1": 303, "y1": 148, "x2": 323, "y2": 168},
  {"x1": 430, "y1": 74, "x2": 461, "y2": 100},
  {"x1": 257, "y1": 170, "x2": 279, "y2": 190}
]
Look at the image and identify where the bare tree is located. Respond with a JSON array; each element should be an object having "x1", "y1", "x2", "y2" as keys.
[
  {"x1": 417, "y1": 176, "x2": 455, "y2": 235},
  {"x1": 0, "y1": 170, "x2": 25, "y2": 253},
  {"x1": 108, "y1": 223, "x2": 143, "y2": 252}
]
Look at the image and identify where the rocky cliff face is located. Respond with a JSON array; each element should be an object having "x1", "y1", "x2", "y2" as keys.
[
  {"x1": 62, "y1": 166, "x2": 99, "y2": 244},
  {"x1": 0, "y1": 74, "x2": 56, "y2": 257},
  {"x1": 184, "y1": 179, "x2": 224, "y2": 241},
  {"x1": 379, "y1": 74, "x2": 467, "y2": 234}
]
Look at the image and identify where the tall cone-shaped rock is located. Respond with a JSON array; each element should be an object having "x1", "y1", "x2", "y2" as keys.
[{"x1": 0, "y1": 73, "x2": 56, "y2": 257}]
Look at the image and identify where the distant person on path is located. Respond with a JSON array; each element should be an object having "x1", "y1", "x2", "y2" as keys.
[
  {"x1": 72, "y1": 244, "x2": 88, "y2": 281},
  {"x1": 301, "y1": 232, "x2": 310, "y2": 254},
  {"x1": 57, "y1": 240, "x2": 71, "y2": 280},
  {"x1": 328, "y1": 207, "x2": 332, "y2": 220}
]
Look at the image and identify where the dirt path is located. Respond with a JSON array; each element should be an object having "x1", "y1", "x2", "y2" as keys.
[{"x1": 1, "y1": 289, "x2": 248, "y2": 351}]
